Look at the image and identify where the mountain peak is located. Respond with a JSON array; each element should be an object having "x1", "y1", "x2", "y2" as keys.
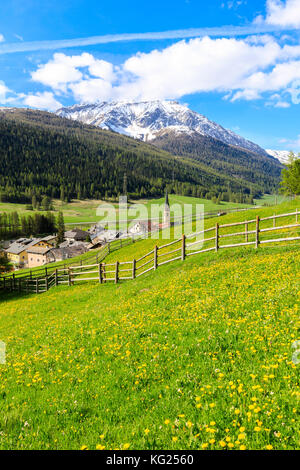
[{"x1": 56, "y1": 100, "x2": 267, "y2": 156}]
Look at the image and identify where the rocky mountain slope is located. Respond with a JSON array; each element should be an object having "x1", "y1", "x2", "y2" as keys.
[{"x1": 57, "y1": 100, "x2": 268, "y2": 157}]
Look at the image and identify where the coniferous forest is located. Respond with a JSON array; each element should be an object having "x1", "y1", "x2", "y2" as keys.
[
  {"x1": 0, "y1": 109, "x2": 282, "y2": 205},
  {"x1": 0, "y1": 211, "x2": 56, "y2": 240}
]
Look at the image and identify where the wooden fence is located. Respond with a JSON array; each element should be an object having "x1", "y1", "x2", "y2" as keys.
[
  {"x1": 0, "y1": 230, "x2": 151, "y2": 284},
  {"x1": 1, "y1": 210, "x2": 299, "y2": 295}
]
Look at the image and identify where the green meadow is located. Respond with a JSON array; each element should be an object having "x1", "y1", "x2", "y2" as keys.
[
  {"x1": 1, "y1": 195, "x2": 250, "y2": 226},
  {"x1": 0, "y1": 199, "x2": 299, "y2": 450}
]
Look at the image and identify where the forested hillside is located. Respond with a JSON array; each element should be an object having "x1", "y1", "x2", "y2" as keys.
[
  {"x1": 152, "y1": 131, "x2": 282, "y2": 190},
  {"x1": 0, "y1": 109, "x2": 281, "y2": 204}
]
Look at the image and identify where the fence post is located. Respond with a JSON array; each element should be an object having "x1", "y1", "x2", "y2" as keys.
[
  {"x1": 45, "y1": 275, "x2": 48, "y2": 291},
  {"x1": 36, "y1": 279, "x2": 39, "y2": 294},
  {"x1": 215, "y1": 223, "x2": 219, "y2": 252},
  {"x1": 55, "y1": 269, "x2": 58, "y2": 286},
  {"x1": 18, "y1": 277, "x2": 21, "y2": 293},
  {"x1": 181, "y1": 234, "x2": 186, "y2": 261},
  {"x1": 12, "y1": 273, "x2": 15, "y2": 290},
  {"x1": 45, "y1": 267, "x2": 48, "y2": 277},
  {"x1": 115, "y1": 261, "x2": 119, "y2": 284},
  {"x1": 99, "y1": 263, "x2": 103, "y2": 284},
  {"x1": 132, "y1": 259, "x2": 136, "y2": 279},
  {"x1": 273, "y1": 214, "x2": 276, "y2": 228},
  {"x1": 245, "y1": 222, "x2": 248, "y2": 243},
  {"x1": 255, "y1": 216, "x2": 260, "y2": 249},
  {"x1": 68, "y1": 268, "x2": 72, "y2": 286},
  {"x1": 154, "y1": 245, "x2": 158, "y2": 270},
  {"x1": 296, "y1": 208, "x2": 298, "y2": 224}
]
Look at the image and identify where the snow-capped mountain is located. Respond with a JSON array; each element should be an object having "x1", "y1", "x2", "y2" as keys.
[
  {"x1": 266, "y1": 149, "x2": 298, "y2": 164},
  {"x1": 56, "y1": 100, "x2": 267, "y2": 156}
]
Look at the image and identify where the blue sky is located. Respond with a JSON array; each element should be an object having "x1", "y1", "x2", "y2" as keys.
[{"x1": 0, "y1": 0, "x2": 300, "y2": 151}]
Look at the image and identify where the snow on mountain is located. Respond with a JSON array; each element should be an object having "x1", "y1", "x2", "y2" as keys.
[
  {"x1": 266, "y1": 149, "x2": 298, "y2": 164},
  {"x1": 56, "y1": 100, "x2": 267, "y2": 156}
]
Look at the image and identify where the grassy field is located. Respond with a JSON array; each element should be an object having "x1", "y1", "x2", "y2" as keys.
[
  {"x1": 0, "y1": 196, "x2": 249, "y2": 226},
  {"x1": 254, "y1": 194, "x2": 293, "y2": 206},
  {"x1": 103, "y1": 198, "x2": 300, "y2": 264},
  {"x1": 0, "y1": 207, "x2": 299, "y2": 449}
]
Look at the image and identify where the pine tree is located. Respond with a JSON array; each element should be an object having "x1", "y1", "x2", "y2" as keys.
[
  {"x1": 56, "y1": 211, "x2": 65, "y2": 246},
  {"x1": 32, "y1": 195, "x2": 37, "y2": 209}
]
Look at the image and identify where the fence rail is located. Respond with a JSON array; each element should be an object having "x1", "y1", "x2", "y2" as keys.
[
  {"x1": 1, "y1": 210, "x2": 299, "y2": 295},
  {"x1": 1, "y1": 229, "x2": 154, "y2": 282}
]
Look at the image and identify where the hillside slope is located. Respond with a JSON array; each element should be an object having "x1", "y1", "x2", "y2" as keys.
[
  {"x1": 0, "y1": 108, "x2": 281, "y2": 203},
  {"x1": 152, "y1": 131, "x2": 282, "y2": 190},
  {"x1": 0, "y1": 241, "x2": 299, "y2": 450}
]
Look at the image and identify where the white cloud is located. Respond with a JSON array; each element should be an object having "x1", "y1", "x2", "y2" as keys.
[
  {"x1": 0, "y1": 34, "x2": 4, "y2": 43},
  {"x1": 0, "y1": 80, "x2": 11, "y2": 104},
  {"x1": 231, "y1": 60, "x2": 300, "y2": 100},
  {"x1": 31, "y1": 52, "x2": 115, "y2": 93},
  {"x1": 23, "y1": 92, "x2": 62, "y2": 111},
  {"x1": 31, "y1": 53, "x2": 85, "y2": 92},
  {"x1": 19, "y1": 31, "x2": 300, "y2": 108},
  {"x1": 265, "y1": 0, "x2": 300, "y2": 27},
  {"x1": 69, "y1": 79, "x2": 113, "y2": 103},
  {"x1": 274, "y1": 100, "x2": 291, "y2": 107},
  {"x1": 118, "y1": 36, "x2": 282, "y2": 101}
]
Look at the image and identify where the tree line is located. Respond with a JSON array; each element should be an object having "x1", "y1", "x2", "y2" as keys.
[{"x1": 0, "y1": 211, "x2": 63, "y2": 240}]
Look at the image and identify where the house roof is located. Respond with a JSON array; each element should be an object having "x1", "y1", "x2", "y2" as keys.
[
  {"x1": 49, "y1": 245, "x2": 88, "y2": 260},
  {"x1": 6, "y1": 238, "x2": 41, "y2": 255},
  {"x1": 41, "y1": 235, "x2": 56, "y2": 241},
  {"x1": 65, "y1": 228, "x2": 88, "y2": 239},
  {"x1": 26, "y1": 247, "x2": 51, "y2": 255},
  {"x1": 5, "y1": 242, "x2": 27, "y2": 255}
]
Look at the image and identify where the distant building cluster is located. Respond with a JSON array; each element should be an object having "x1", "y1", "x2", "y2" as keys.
[
  {"x1": 1, "y1": 230, "x2": 92, "y2": 269},
  {"x1": 1, "y1": 194, "x2": 172, "y2": 270}
]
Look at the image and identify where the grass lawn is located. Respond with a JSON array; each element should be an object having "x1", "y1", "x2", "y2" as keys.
[
  {"x1": 0, "y1": 196, "x2": 250, "y2": 226},
  {"x1": 103, "y1": 198, "x2": 300, "y2": 264},
  {"x1": 254, "y1": 194, "x2": 293, "y2": 206},
  {"x1": 0, "y1": 239, "x2": 299, "y2": 450}
]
